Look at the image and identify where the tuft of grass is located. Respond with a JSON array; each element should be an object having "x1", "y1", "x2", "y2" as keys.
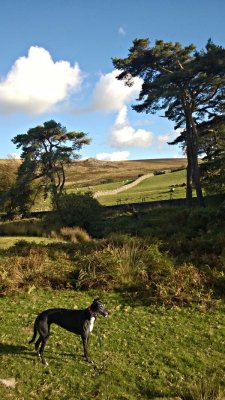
[
  {"x1": 53, "y1": 226, "x2": 91, "y2": 243},
  {"x1": 184, "y1": 374, "x2": 224, "y2": 400}
]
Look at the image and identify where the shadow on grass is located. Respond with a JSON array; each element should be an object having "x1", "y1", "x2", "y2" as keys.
[
  {"x1": 0, "y1": 342, "x2": 39, "y2": 362},
  {"x1": 0, "y1": 343, "x2": 29, "y2": 355},
  {"x1": 0, "y1": 342, "x2": 85, "y2": 363}
]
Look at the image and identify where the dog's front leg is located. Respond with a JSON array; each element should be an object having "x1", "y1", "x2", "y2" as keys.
[{"x1": 81, "y1": 334, "x2": 92, "y2": 363}]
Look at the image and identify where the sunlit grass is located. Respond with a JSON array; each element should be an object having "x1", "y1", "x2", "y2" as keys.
[
  {"x1": 0, "y1": 236, "x2": 62, "y2": 249},
  {"x1": 98, "y1": 170, "x2": 187, "y2": 205},
  {"x1": 0, "y1": 290, "x2": 224, "y2": 399}
]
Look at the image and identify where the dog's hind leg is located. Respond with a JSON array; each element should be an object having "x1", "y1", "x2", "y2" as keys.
[
  {"x1": 35, "y1": 337, "x2": 42, "y2": 355},
  {"x1": 39, "y1": 335, "x2": 49, "y2": 366},
  {"x1": 36, "y1": 318, "x2": 50, "y2": 365}
]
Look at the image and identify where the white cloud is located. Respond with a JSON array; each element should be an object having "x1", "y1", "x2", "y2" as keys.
[
  {"x1": 158, "y1": 128, "x2": 183, "y2": 145},
  {"x1": 110, "y1": 106, "x2": 154, "y2": 148},
  {"x1": 0, "y1": 46, "x2": 82, "y2": 115},
  {"x1": 89, "y1": 70, "x2": 142, "y2": 112},
  {"x1": 118, "y1": 26, "x2": 126, "y2": 36},
  {"x1": 7, "y1": 152, "x2": 21, "y2": 159},
  {"x1": 158, "y1": 134, "x2": 170, "y2": 144},
  {"x1": 96, "y1": 151, "x2": 130, "y2": 161}
]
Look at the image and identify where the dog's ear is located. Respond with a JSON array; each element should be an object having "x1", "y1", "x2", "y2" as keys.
[{"x1": 94, "y1": 297, "x2": 100, "y2": 302}]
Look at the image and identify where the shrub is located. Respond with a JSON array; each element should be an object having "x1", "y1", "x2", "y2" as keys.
[
  {"x1": 0, "y1": 241, "x2": 75, "y2": 295},
  {"x1": 74, "y1": 238, "x2": 211, "y2": 304},
  {"x1": 75, "y1": 247, "x2": 116, "y2": 290},
  {"x1": 155, "y1": 264, "x2": 209, "y2": 305},
  {"x1": 57, "y1": 192, "x2": 104, "y2": 237}
]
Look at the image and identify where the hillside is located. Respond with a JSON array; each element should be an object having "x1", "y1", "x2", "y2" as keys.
[
  {"x1": 65, "y1": 158, "x2": 187, "y2": 188},
  {"x1": 0, "y1": 157, "x2": 187, "y2": 188}
]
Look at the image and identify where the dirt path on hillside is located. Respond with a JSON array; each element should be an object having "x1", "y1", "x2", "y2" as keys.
[{"x1": 93, "y1": 172, "x2": 155, "y2": 198}]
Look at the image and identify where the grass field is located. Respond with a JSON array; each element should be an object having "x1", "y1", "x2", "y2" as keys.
[
  {"x1": 0, "y1": 290, "x2": 225, "y2": 400},
  {"x1": 97, "y1": 170, "x2": 187, "y2": 205}
]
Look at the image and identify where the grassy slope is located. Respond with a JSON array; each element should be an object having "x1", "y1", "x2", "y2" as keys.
[
  {"x1": 0, "y1": 290, "x2": 224, "y2": 400},
  {"x1": 98, "y1": 170, "x2": 187, "y2": 205}
]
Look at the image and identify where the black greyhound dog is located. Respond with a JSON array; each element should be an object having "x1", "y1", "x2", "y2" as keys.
[{"x1": 29, "y1": 298, "x2": 108, "y2": 365}]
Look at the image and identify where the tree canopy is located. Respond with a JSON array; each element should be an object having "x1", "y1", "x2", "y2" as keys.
[
  {"x1": 9, "y1": 120, "x2": 90, "y2": 216},
  {"x1": 112, "y1": 38, "x2": 225, "y2": 205}
]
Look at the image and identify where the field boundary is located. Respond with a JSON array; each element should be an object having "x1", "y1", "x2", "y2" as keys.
[{"x1": 93, "y1": 172, "x2": 157, "y2": 198}]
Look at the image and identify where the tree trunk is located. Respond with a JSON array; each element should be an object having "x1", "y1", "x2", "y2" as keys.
[
  {"x1": 189, "y1": 113, "x2": 205, "y2": 206},
  {"x1": 182, "y1": 95, "x2": 205, "y2": 207},
  {"x1": 186, "y1": 143, "x2": 193, "y2": 205}
]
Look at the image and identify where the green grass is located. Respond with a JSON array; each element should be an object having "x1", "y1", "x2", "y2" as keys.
[
  {"x1": 98, "y1": 170, "x2": 187, "y2": 205},
  {"x1": 0, "y1": 290, "x2": 224, "y2": 399},
  {"x1": 0, "y1": 236, "x2": 63, "y2": 249}
]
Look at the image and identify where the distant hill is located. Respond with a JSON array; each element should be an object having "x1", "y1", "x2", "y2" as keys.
[
  {"x1": 65, "y1": 158, "x2": 187, "y2": 188},
  {"x1": 0, "y1": 157, "x2": 187, "y2": 188}
]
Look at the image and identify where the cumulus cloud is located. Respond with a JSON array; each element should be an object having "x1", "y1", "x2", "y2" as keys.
[
  {"x1": 89, "y1": 70, "x2": 142, "y2": 112},
  {"x1": 110, "y1": 106, "x2": 154, "y2": 148},
  {"x1": 0, "y1": 46, "x2": 82, "y2": 115},
  {"x1": 96, "y1": 151, "x2": 130, "y2": 161}
]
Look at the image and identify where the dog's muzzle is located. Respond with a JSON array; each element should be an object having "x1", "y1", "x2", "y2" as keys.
[{"x1": 100, "y1": 308, "x2": 109, "y2": 317}]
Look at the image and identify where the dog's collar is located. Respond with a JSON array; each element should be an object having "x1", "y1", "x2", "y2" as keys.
[{"x1": 86, "y1": 306, "x2": 97, "y2": 318}]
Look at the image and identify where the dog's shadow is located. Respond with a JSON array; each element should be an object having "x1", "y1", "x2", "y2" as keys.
[
  {"x1": 0, "y1": 342, "x2": 81, "y2": 362},
  {"x1": 0, "y1": 342, "x2": 33, "y2": 357}
]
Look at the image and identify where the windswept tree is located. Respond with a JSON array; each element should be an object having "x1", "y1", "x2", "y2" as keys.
[
  {"x1": 10, "y1": 120, "x2": 90, "y2": 215},
  {"x1": 112, "y1": 39, "x2": 225, "y2": 205}
]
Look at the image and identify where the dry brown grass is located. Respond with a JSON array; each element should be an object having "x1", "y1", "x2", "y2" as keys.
[
  {"x1": 65, "y1": 157, "x2": 187, "y2": 188},
  {"x1": 52, "y1": 226, "x2": 91, "y2": 243}
]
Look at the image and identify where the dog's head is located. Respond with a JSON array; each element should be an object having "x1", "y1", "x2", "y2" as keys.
[{"x1": 90, "y1": 298, "x2": 109, "y2": 317}]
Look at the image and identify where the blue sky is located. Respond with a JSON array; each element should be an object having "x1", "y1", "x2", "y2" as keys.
[{"x1": 0, "y1": 0, "x2": 225, "y2": 161}]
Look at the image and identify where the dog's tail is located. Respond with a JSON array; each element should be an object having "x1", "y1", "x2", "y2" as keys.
[{"x1": 29, "y1": 320, "x2": 37, "y2": 344}]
